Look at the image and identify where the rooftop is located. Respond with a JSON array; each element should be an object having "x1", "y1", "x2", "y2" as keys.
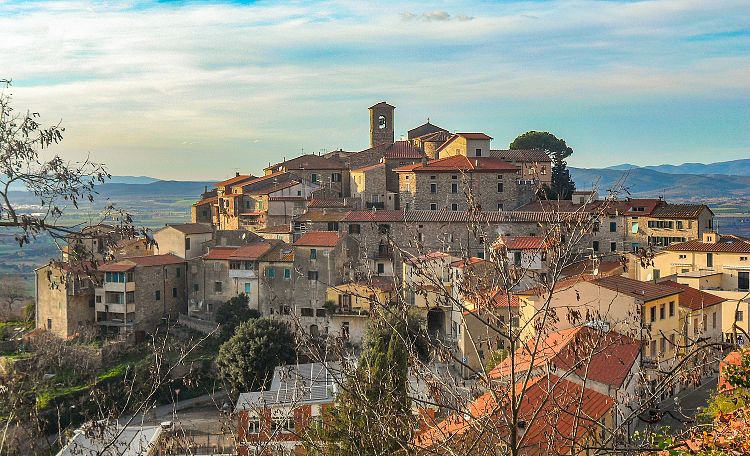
[
  {"x1": 665, "y1": 234, "x2": 750, "y2": 253},
  {"x1": 161, "y1": 223, "x2": 213, "y2": 235},
  {"x1": 660, "y1": 280, "x2": 725, "y2": 311},
  {"x1": 98, "y1": 254, "x2": 185, "y2": 272},
  {"x1": 393, "y1": 155, "x2": 518, "y2": 173},
  {"x1": 592, "y1": 275, "x2": 683, "y2": 301},
  {"x1": 216, "y1": 174, "x2": 255, "y2": 188},
  {"x1": 490, "y1": 149, "x2": 551, "y2": 163},
  {"x1": 294, "y1": 231, "x2": 343, "y2": 247}
]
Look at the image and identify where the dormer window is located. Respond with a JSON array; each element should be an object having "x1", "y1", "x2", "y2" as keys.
[{"x1": 475, "y1": 148, "x2": 482, "y2": 157}]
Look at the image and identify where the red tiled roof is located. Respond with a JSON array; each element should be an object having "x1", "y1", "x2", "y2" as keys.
[
  {"x1": 651, "y1": 204, "x2": 712, "y2": 218},
  {"x1": 99, "y1": 254, "x2": 185, "y2": 271},
  {"x1": 407, "y1": 121, "x2": 448, "y2": 140},
  {"x1": 415, "y1": 374, "x2": 614, "y2": 453},
  {"x1": 592, "y1": 275, "x2": 683, "y2": 301},
  {"x1": 216, "y1": 174, "x2": 255, "y2": 187},
  {"x1": 449, "y1": 257, "x2": 487, "y2": 269},
  {"x1": 162, "y1": 223, "x2": 213, "y2": 234},
  {"x1": 203, "y1": 247, "x2": 238, "y2": 260},
  {"x1": 352, "y1": 162, "x2": 385, "y2": 172},
  {"x1": 193, "y1": 196, "x2": 218, "y2": 207},
  {"x1": 560, "y1": 259, "x2": 623, "y2": 278},
  {"x1": 405, "y1": 251, "x2": 453, "y2": 265},
  {"x1": 307, "y1": 199, "x2": 350, "y2": 209},
  {"x1": 256, "y1": 224, "x2": 293, "y2": 234},
  {"x1": 294, "y1": 231, "x2": 342, "y2": 247},
  {"x1": 660, "y1": 280, "x2": 725, "y2": 311},
  {"x1": 394, "y1": 155, "x2": 518, "y2": 173},
  {"x1": 463, "y1": 288, "x2": 519, "y2": 312},
  {"x1": 383, "y1": 141, "x2": 424, "y2": 159},
  {"x1": 248, "y1": 180, "x2": 300, "y2": 195},
  {"x1": 664, "y1": 234, "x2": 750, "y2": 253},
  {"x1": 295, "y1": 210, "x2": 351, "y2": 222},
  {"x1": 203, "y1": 243, "x2": 275, "y2": 261},
  {"x1": 456, "y1": 132, "x2": 492, "y2": 140},
  {"x1": 495, "y1": 236, "x2": 549, "y2": 250},
  {"x1": 267, "y1": 154, "x2": 348, "y2": 171},
  {"x1": 342, "y1": 210, "x2": 405, "y2": 223},
  {"x1": 490, "y1": 326, "x2": 640, "y2": 389}
]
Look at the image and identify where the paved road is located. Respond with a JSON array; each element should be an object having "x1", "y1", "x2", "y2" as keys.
[{"x1": 635, "y1": 376, "x2": 718, "y2": 433}]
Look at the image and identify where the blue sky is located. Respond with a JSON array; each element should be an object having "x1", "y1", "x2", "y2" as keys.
[{"x1": 1, "y1": 0, "x2": 748, "y2": 180}]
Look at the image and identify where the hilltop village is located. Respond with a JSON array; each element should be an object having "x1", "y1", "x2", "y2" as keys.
[{"x1": 32, "y1": 103, "x2": 750, "y2": 455}]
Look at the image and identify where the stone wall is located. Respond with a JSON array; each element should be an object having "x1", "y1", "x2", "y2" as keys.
[{"x1": 132, "y1": 263, "x2": 187, "y2": 332}]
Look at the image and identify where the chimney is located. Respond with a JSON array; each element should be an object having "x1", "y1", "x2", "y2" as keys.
[{"x1": 235, "y1": 172, "x2": 240, "y2": 177}]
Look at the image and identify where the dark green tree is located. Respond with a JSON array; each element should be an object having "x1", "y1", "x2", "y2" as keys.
[
  {"x1": 510, "y1": 131, "x2": 576, "y2": 200},
  {"x1": 214, "y1": 293, "x2": 260, "y2": 341},
  {"x1": 216, "y1": 318, "x2": 296, "y2": 391},
  {"x1": 307, "y1": 319, "x2": 413, "y2": 455}
]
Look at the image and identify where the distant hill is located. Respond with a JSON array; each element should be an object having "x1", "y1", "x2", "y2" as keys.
[
  {"x1": 94, "y1": 180, "x2": 214, "y2": 198},
  {"x1": 605, "y1": 159, "x2": 750, "y2": 176},
  {"x1": 569, "y1": 167, "x2": 750, "y2": 199},
  {"x1": 107, "y1": 175, "x2": 161, "y2": 185}
]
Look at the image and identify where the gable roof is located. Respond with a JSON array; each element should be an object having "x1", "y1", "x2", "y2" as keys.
[
  {"x1": 393, "y1": 155, "x2": 518, "y2": 173},
  {"x1": 162, "y1": 223, "x2": 213, "y2": 235},
  {"x1": 267, "y1": 154, "x2": 348, "y2": 172},
  {"x1": 490, "y1": 149, "x2": 551, "y2": 163},
  {"x1": 592, "y1": 275, "x2": 683, "y2": 301},
  {"x1": 415, "y1": 374, "x2": 614, "y2": 453},
  {"x1": 495, "y1": 236, "x2": 550, "y2": 250},
  {"x1": 434, "y1": 132, "x2": 493, "y2": 155},
  {"x1": 407, "y1": 121, "x2": 448, "y2": 140},
  {"x1": 660, "y1": 280, "x2": 725, "y2": 311},
  {"x1": 203, "y1": 242, "x2": 279, "y2": 261},
  {"x1": 664, "y1": 234, "x2": 750, "y2": 253},
  {"x1": 369, "y1": 101, "x2": 395, "y2": 109},
  {"x1": 651, "y1": 204, "x2": 712, "y2": 219},
  {"x1": 216, "y1": 174, "x2": 255, "y2": 187},
  {"x1": 294, "y1": 231, "x2": 343, "y2": 247},
  {"x1": 192, "y1": 196, "x2": 218, "y2": 207},
  {"x1": 382, "y1": 141, "x2": 424, "y2": 159},
  {"x1": 98, "y1": 254, "x2": 185, "y2": 272},
  {"x1": 490, "y1": 326, "x2": 640, "y2": 388}
]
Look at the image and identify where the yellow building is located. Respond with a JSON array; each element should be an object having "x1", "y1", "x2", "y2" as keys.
[{"x1": 325, "y1": 277, "x2": 396, "y2": 345}]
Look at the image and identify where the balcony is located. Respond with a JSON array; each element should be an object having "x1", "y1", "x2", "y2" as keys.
[
  {"x1": 229, "y1": 269, "x2": 257, "y2": 279},
  {"x1": 102, "y1": 281, "x2": 136, "y2": 293},
  {"x1": 366, "y1": 202, "x2": 385, "y2": 210},
  {"x1": 96, "y1": 303, "x2": 136, "y2": 314},
  {"x1": 375, "y1": 247, "x2": 393, "y2": 260},
  {"x1": 330, "y1": 307, "x2": 370, "y2": 317}
]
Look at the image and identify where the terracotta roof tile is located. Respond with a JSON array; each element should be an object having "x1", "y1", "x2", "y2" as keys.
[
  {"x1": 216, "y1": 174, "x2": 255, "y2": 187},
  {"x1": 660, "y1": 280, "x2": 725, "y2": 311},
  {"x1": 99, "y1": 254, "x2": 185, "y2": 271},
  {"x1": 495, "y1": 236, "x2": 549, "y2": 250},
  {"x1": 664, "y1": 234, "x2": 750, "y2": 253},
  {"x1": 394, "y1": 155, "x2": 518, "y2": 173},
  {"x1": 651, "y1": 204, "x2": 712, "y2": 218},
  {"x1": 267, "y1": 154, "x2": 348, "y2": 171},
  {"x1": 490, "y1": 149, "x2": 551, "y2": 163},
  {"x1": 162, "y1": 223, "x2": 213, "y2": 234},
  {"x1": 407, "y1": 121, "x2": 448, "y2": 140},
  {"x1": 256, "y1": 224, "x2": 293, "y2": 234},
  {"x1": 193, "y1": 196, "x2": 218, "y2": 207},
  {"x1": 383, "y1": 141, "x2": 424, "y2": 159},
  {"x1": 592, "y1": 275, "x2": 683, "y2": 301},
  {"x1": 294, "y1": 231, "x2": 343, "y2": 247}
]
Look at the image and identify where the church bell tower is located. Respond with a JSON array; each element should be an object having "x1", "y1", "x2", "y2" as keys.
[{"x1": 369, "y1": 102, "x2": 395, "y2": 147}]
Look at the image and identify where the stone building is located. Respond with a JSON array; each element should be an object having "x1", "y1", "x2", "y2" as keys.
[
  {"x1": 369, "y1": 101, "x2": 395, "y2": 147},
  {"x1": 35, "y1": 262, "x2": 97, "y2": 338},
  {"x1": 291, "y1": 231, "x2": 358, "y2": 336},
  {"x1": 490, "y1": 149, "x2": 552, "y2": 187},
  {"x1": 612, "y1": 199, "x2": 714, "y2": 249},
  {"x1": 350, "y1": 162, "x2": 392, "y2": 210},
  {"x1": 95, "y1": 254, "x2": 187, "y2": 336},
  {"x1": 408, "y1": 121, "x2": 451, "y2": 159},
  {"x1": 436, "y1": 132, "x2": 493, "y2": 159},
  {"x1": 264, "y1": 155, "x2": 350, "y2": 197},
  {"x1": 153, "y1": 223, "x2": 214, "y2": 260},
  {"x1": 395, "y1": 155, "x2": 533, "y2": 212},
  {"x1": 191, "y1": 194, "x2": 218, "y2": 224}
]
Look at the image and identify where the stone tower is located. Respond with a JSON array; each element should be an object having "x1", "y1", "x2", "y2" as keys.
[{"x1": 369, "y1": 102, "x2": 395, "y2": 147}]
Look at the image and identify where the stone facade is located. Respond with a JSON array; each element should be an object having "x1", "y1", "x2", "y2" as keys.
[
  {"x1": 153, "y1": 224, "x2": 214, "y2": 260},
  {"x1": 369, "y1": 102, "x2": 395, "y2": 147},
  {"x1": 35, "y1": 263, "x2": 96, "y2": 338}
]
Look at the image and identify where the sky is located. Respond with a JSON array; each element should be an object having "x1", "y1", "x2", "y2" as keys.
[{"x1": 1, "y1": 0, "x2": 748, "y2": 181}]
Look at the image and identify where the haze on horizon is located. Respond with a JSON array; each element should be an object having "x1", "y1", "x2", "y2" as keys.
[{"x1": 1, "y1": 0, "x2": 748, "y2": 181}]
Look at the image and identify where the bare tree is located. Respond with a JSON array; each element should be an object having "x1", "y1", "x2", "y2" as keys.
[{"x1": 0, "y1": 275, "x2": 27, "y2": 319}]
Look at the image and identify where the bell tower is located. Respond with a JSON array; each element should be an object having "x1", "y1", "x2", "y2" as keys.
[{"x1": 369, "y1": 101, "x2": 395, "y2": 147}]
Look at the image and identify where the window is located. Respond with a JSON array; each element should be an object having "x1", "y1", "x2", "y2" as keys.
[
  {"x1": 713, "y1": 311, "x2": 717, "y2": 329},
  {"x1": 244, "y1": 283, "x2": 252, "y2": 293},
  {"x1": 248, "y1": 418, "x2": 260, "y2": 435},
  {"x1": 310, "y1": 249, "x2": 317, "y2": 260},
  {"x1": 451, "y1": 182, "x2": 458, "y2": 193},
  {"x1": 737, "y1": 311, "x2": 744, "y2": 322},
  {"x1": 342, "y1": 322, "x2": 350, "y2": 339},
  {"x1": 378, "y1": 224, "x2": 390, "y2": 234},
  {"x1": 349, "y1": 224, "x2": 361, "y2": 235},
  {"x1": 609, "y1": 221, "x2": 617, "y2": 232},
  {"x1": 739, "y1": 272, "x2": 749, "y2": 291},
  {"x1": 214, "y1": 282, "x2": 223, "y2": 293},
  {"x1": 327, "y1": 221, "x2": 339, "y2": 231},
  {"x1": 475, "y1": 148, "x2": 482, "y2": 157},
  {"x1": 377, "y1": 263, "x2": 385, "y2": 274},
  {"x1": 176, "y1": 267, "x2": 181, "y2": 278},
  {"x1": 653, "y1": 269, "x2": 661, "y2": 280},
  {"x1": 127, "y1": 272, "x2": 134, "y2": 282},
  {"x1": 271, "y1": 416, "x2": 295, "y2": 433},
  {"x1": 669, "y1": 301, "x2": 674, "y2": 317},
  {"x1": 430, "y1": 203, "x2": 437, "y2": 211},
  {"x1": 172, "y1": 287, "x2": 177, "y2": 298},
  {"x1": 660, "y1": 337, "x2": 666, "y2": 354},
  {"x1": 308, "y1": 271, "x2": 319, "y2": 281},
  {"x1": 193, "y1": 283, "x2": 199, "y2": 292},
  {"x1": 707, "y1": 252, "x2": 713, "y2": 268},
  {"x1": 430, "y1": 183, "x2": 437, "y2": 193},
  {"x1": 677, "y1": 221, "x2": 684, "y2": 229},
  {"x1": 648, "y1": 220, "x2": 674, "y2": 229},
  {"x1": 284, "y1": 268, "x2": 291, "y2": 279},
  {"x1": 417, "y1": 233, "x2": 424, "y2": 242},
  {"x1": 451, "y1": 175, "x2": 458, "y2": 180},
  {"x1": 660, "y1": 303, "x2": 665, "y2": 320},
  {"x1": 301, "y1": 307, "x2": 314, "y2": 317},
  {"x1": 155, "y1": 290, "x2": 161, "y2": 301},
  {"x1": 311, "y1": 173, "x2": 319, "y2": 183},
  {"x1": 593, "y1": 221, "x2": 600, "y2": 232},
  {"x1": 430, "y1": 175, "x2": 436, "y2": 180},
  {"x1": 96, "y1": 295, "x2": 102, "y2": 303},
  {"x1": 497, "y1": 203, "x2": 503, "y2": 211},
  {"x1": 497, "y1": 182, "x2": 504, "y2": 193},
  {"x1": 592, "y1": 241, "x2": 599, "y2": 252},
  {"x1": 610, "y1": 242, "x2": 617, "y2": 252},
  {"x1": 47, "y1": 319, "x2": 52, "y2": 329},
  {"x1": 650, "y1": 340, "x2": 657, "y2": 357},
  {"x1": 650, "y1": 306, "x2": 656, "y2": 322},
  {"x1": 451, "y1": 203, "x2": 458, "y2": 211},
  {"x1": 332, "y1": 173, "x2": 341, "y2": 182},
  {"x1": 741, "y1": 256, "x2": 748, "y2": 261},
  {"x1": 316, "y1": 308, "x2": 326, "y2": 317},
  {"x1": 266, "y1": 268, "x2": 276, "y2": 278},
  {"x1": 669, "y1": 334, "x2": 675, "y2": 352},
  {"x1": 185, "y1": 237, "x2": 191, "y2": 251}
]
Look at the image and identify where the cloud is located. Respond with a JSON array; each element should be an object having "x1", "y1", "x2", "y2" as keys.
[
  {"x1": 0, "y1": 0, "x2": 747, "y2": 179},
  {"x1": 401, "y1": 10, "x2": 473, "y2": 22}
]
